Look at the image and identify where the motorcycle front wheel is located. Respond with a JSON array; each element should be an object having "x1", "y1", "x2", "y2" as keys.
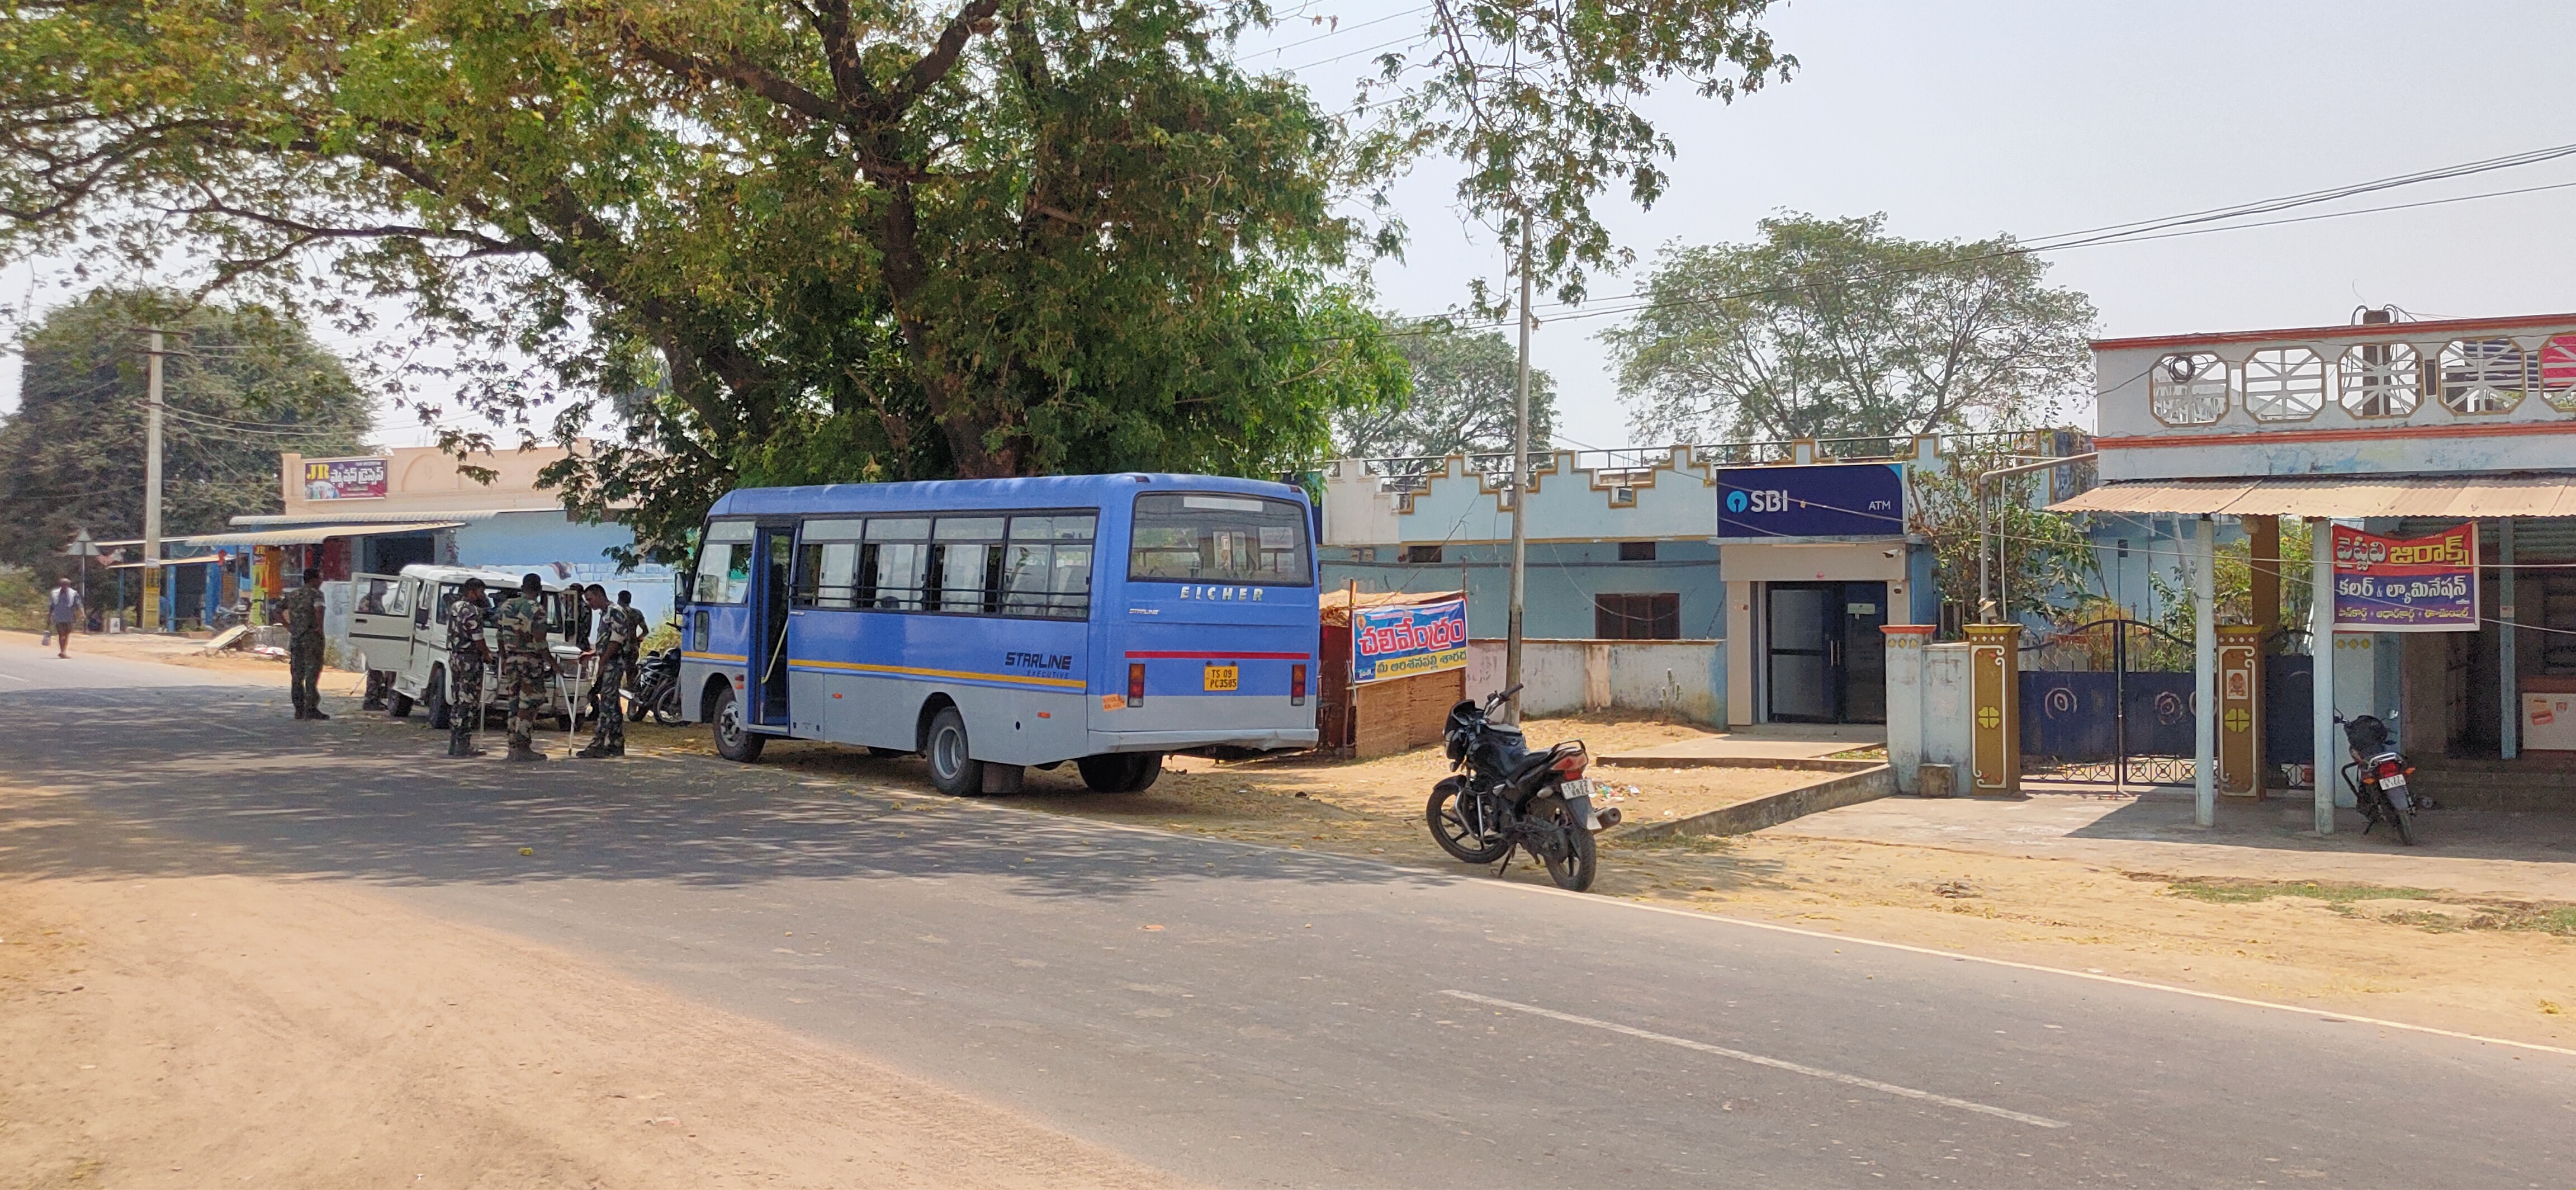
[
  {"x1": 1540, "y1": 806, "x2": 1598, "y2": 892},
  {"x1": 649, "y1": 680, "x2": 685, "y2": 726},
  {"x1": 1427, "y1": 781, "x2": 1509, "y2": 864}
]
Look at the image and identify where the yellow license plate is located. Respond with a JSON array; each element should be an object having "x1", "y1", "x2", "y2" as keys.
[{"x1": 1202, "y1": 664, "x2": 1239, "y2": 692}]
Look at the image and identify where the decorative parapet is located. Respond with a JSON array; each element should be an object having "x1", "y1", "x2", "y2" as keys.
[{"x1": 2090, "y1": 312, "x2": 2576, "y2": 482}]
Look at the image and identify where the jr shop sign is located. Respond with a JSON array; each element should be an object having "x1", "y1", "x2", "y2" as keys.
[
  {"x1": 302, "y1": 456, "x2": 389, "y2": 500},
  {"x1": 2332, "y1": 523, "x2": 2478, "y2": 633},
  {"x1": 1351, "y1": 598, "x2": 1468, "y2": 684}
]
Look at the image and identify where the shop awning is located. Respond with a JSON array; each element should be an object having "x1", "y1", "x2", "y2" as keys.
[
  {"x1": 2050, "y1": 473, "x2": 2576, "y2": 519},
  {"x1": 180, "y1": 520, "x2": 464, "y2": 547},
  {"x1": 107, "y1": 555, "x2": 230, "y2": 569}
]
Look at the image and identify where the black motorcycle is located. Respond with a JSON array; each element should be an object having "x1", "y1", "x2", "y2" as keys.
[
  {"x1": 1424, "y1": 684, "x2": 1620, "y2": 891},
  {"x1": 2339, "y1": 714, "x2": 2424, "y2": 846},
  {"x1": 628, "y1": 645, "x2": 686, "y2": 726}
]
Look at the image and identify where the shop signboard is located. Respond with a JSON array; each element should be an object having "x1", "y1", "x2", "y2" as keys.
[
  {"x1": 1716, "y1": 463, "x2": 1905, "y2": 539},
  {"x1": 1352, "y1": 597, "x2": 1468, "y2": 684},
  {"x1": 302, "y1": 456, "x2": 389, "y2": 500},
  {"x1": 2331, "y1": 523, "x2": 2477, "y2": 632}
]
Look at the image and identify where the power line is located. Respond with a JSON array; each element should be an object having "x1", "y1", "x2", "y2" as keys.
[
  {"x1": 1237, "y1": 4, "x2": 1430, "y2": 62},
  {"x1": 1337, "y1": 140, "x2": 2576, "y2": 344}
]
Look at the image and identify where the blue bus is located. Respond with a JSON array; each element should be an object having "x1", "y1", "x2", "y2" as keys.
[{"x1": 676, "y1": 473, "x2": 1320, "y2": 794}]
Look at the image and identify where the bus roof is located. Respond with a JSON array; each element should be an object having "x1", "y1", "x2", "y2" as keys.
[{"x1": 705, "y1": 473, "x2": 1307, "y2": 518}]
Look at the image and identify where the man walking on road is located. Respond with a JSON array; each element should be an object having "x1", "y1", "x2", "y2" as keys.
[
  {"x1": 281, "y1": 568, "x2": 329, "y2": 720},
  {"x1": 45, "y1": 578, "x2": 81, "y2": 658},
  {"x1": 494, "y1": 573, "x2": 553, "y2": 762},
  {"x1": 446, "y1": 577, "x2": 494, "y2": 758},
  {"x1": 576, "y1": 587, "x2": 643, "y2": 759}
]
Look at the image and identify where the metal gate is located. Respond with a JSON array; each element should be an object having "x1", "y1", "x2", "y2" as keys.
[{"x1": 2019, "y1": 618, "x2": 2196, "y2": 788}]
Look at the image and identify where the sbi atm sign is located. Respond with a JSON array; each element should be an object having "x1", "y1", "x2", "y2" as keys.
[{"x1": 1716, "y1": 463, "x2": 1906, "y2": 540}]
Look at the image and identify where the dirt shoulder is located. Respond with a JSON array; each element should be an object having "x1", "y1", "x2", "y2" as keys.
[
  {"x1": 619, "y1": 719, "x2": 2576, "y2": 1051},
  {"x1": 0, "y1": 629, "x2": 364, "y2": 693},
  {"x1": 0, "y1": 865, "x2": 1191, "y2": 1190}
]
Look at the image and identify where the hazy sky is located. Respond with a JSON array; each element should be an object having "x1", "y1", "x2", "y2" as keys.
[{"x1": 8, "y1": 0, "x2": 2576, "y2": 455}]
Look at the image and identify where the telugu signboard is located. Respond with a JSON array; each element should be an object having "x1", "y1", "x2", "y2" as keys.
[
  {"x1": 2332, "y1": 523, "x2": 2478, "y2": 632},
  {"x1": 302, "y1": 456, "x2": 389, "y2": 500},
  {"x1": 1716, "y1": 463, "x2": 1905, "y2": 539},
  {"x1": 1352, "y1": 597, "x2": 1468, "y2": 684}
]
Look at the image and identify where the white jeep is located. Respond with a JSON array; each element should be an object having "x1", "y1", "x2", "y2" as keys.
[{"x1": 346, "y1": 565, "x2": 599, "y2": 731}]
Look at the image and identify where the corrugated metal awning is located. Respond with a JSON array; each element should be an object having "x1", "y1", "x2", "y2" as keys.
[
  {"x1": 182, "y1": 521, "x2": 464, "y2": 547},
  {"x1": 2050, "y1": 473, "x2": 2576, "y2": 519},
  {"x1": 107, "y1": 555, "x2": 230, "y2": 569}
]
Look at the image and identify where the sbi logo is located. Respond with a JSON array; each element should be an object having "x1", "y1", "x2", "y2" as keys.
[{"x1": 1727, "y1": 489, "x2": 1794, "y2": 514}]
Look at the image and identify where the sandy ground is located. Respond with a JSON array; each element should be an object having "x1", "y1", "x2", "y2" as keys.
[
  {"x1": 619, "y1": 717, "x2": 2576, "y2": 1051},
  {"x1": 0, "y1": 866, "x2": 1188, "y2": 1190}
]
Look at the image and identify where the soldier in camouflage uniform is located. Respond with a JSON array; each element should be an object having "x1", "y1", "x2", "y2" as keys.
[
  {"x1": 494, "y1": 573, "x2": 554, "y2": 762},
  {"x1": 576, "y1": 586, "x2": 645, "y2": 759},
  {"x1": 280, "y1": 568, "x2": 330, "y2": 720},
  {"x1": 445, "y1": 577, "x2": 494, "y2": 758}
]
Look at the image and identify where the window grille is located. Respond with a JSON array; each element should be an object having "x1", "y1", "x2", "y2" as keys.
[
  {"x1": 2337, "y1": 342, "x2": 2422, "y2": 418},
  {"x1": 2242, "y1": 348, "x2": 2323, "y2": 421},
  {"x1": 2539, "y1": 334, "x2": 2576, "y2": 413},
  {"x1": 2439, "y1": 338, "x2": 2526, "y2": 414},
  {"x1": 2148, "y1": 353, "x2": 2229, "y2": 424}
]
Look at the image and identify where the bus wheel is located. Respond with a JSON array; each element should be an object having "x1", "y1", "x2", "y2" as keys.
[
  {"x1": 1077, "y1": 753, "x2": 1163, "y2": 794},
  {"x1": 925, "y1": 706, "x2": 982, "y2": 797},
  {"x1": 712, "y1": 684, "x2": 765, "y2": 763}
]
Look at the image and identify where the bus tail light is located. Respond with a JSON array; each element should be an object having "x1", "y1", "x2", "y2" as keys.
[
  {"x1": 1128, "y1": 662, "x2": 1147, "y2": 706},
  {"x1": 1290, "y1": 663, "x2": 1306, "y2": 706}
]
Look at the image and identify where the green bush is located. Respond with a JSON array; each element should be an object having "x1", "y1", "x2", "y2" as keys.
[{"x1": 0, "y1": 566, "x2": 46, "y2": 631}]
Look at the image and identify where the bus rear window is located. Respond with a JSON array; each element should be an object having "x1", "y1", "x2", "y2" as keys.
[{"x1": 1127, "y1": 493, "x2": 1311, "y2": 586}]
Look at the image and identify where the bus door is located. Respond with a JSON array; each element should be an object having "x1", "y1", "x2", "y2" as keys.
[{"x1": 750, "y1": 522, "x2": 797, "y2": 726}]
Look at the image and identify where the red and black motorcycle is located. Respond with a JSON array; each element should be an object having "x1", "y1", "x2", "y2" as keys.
[{"x1": 1424, "y1": 684, "x2": 1620, "y2": 891}]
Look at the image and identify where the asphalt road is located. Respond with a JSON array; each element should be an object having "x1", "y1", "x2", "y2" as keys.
[{"x1": 3, "y1": 640, "x2": 2571, "y2": 1189}]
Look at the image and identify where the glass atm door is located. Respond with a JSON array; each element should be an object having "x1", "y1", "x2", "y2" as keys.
[{"x1": 1765, "y1": 582, "x2": 1889, "y2": 724}]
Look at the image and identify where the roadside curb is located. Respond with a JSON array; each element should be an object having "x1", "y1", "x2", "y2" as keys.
[
  {"x1": 1620, "y1": 764, "x2": 1895, "y2": 839},
  {"x1": 1600, "y1": 753, "x2": 1880, "y2": 773}
]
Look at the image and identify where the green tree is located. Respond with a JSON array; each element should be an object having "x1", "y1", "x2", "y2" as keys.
[
  {"x1": 1604, "y1": 214, "x2": 2098, "y2": 443},
  {"x1": 0, "y1": 0, "x2": 1407, "y2": 563},
  {"x1": 1360, "y1": 0, "x2": 1794, "y2": 305},
  {"x1": 1906, "y1": 440, "x2": 2100, "y2": 629},
  {"x1": 0, "y1": 289, "x2": 371, "y2": 579},
  {"x1": 1333, "y1": 319, "x2": 1555, "y2": 461}
]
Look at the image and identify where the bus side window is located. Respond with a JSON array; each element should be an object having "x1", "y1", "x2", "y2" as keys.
[
  {"x1": 793, "y1": 519, "x2": 865, "y2": 610},
  {"x1": 695, "y1": 522, "x2": 756, "y2": 603},
  {"x1": 931, "y1": 516, "x2": 1006, "y2": 615},
  {"x1": 863, "y1": 518, "x2": 931, "y2": 610},
  {"x1": 1002, "y1": 513, "x2": 1096, "y2": 618}
]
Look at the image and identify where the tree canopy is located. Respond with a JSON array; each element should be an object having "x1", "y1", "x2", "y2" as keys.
[
  {"x1": 0, "y1": 289, "x2": 372, "y2": 578},
  {"x1": 0, "y1": 0, "x2": 1798, "y2": 564},
  {"x1": 1332, "y1": 319, "x2": 1555, "y2": 462},
  {"x1": 1604, "y1": 213, "x2": 2097, "y2": 444},
  {"x1": 0, "y1": 0, "x2": 1415, "y2": 561}
]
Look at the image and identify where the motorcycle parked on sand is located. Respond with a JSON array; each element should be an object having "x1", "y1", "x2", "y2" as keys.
[
  {"x1": 1424, "y1": 684, "x2": 1621, "y2": 891},
  {"x1": 628, "y1": 645, "x2": 686, "y2": 726},
  {"x1": 2339, "y1": 713, "x2": 2426, "y2": 846}
]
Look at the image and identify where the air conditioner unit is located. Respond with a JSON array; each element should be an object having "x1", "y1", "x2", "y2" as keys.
[{"x1": 1610, "y1": 486, "x2": 1636, "y2": 507}]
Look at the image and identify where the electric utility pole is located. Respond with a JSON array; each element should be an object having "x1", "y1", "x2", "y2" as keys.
[
  {"x1": 1504, "y1": 217, "x2": 1533, "y2": 723},
  {"x1": 143, "y1": 328, "x2": 165, "y2": 632}
]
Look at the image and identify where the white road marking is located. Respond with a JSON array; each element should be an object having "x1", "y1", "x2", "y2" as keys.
[
  {"x1": 0, "y1": 672, "x2": 28, "y2": 682},
  {"x1": 1439, "y1": 989, "x2": 2070, "y2": 1129}
]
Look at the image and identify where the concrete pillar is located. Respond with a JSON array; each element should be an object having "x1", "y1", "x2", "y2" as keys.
[
  {"x1": 2248, "y1": 514, "x2": 2282, "y2": 641},
  {"x1": 1726, "y1": 580, "x2": 1756, "y2": 726},
  {"x1": 2311, "y1": 518, "x2": 2337, "y2": 835},
  {"x1": 2192, "y1": 517, "x2": 2217, "y2": 828},
  {"x1": 2501, "y1": 518, "x2": 2519, "y2": 761},
  {"x1": 1883, "y1": 624, "x2": 1935, "y2": 792},
  {"x1": 2216, "y1": 625, "x2": 2264, "y2": 797},
  {"x1": 1965, "y1": 623, "x2": 2021, "y2": 793}
]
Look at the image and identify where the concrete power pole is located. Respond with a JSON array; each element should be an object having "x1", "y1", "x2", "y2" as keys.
[
  {"x1": 1504, "y1": 218, "x2": 1533, "y2": 723},
  {"x1": 143, "y1": 329, "x2": 165, "y2": 632}
]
